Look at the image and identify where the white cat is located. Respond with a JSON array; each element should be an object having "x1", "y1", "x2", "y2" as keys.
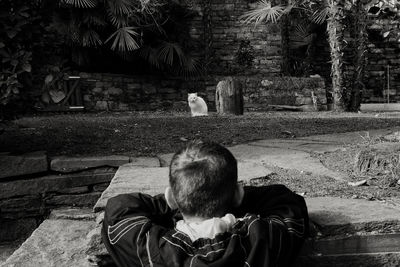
[{"x1": 188, "y1": 93, "x2": 208, "y2": 117}]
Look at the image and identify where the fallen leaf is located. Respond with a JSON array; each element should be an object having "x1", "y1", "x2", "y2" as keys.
[{"x1": 180, "y1": 137, "x2": 188, "y2": 142}]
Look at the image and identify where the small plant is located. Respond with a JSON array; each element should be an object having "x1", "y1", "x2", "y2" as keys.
[
  {"x1": 0, "y1": 1, "x2": 43, "y2": 119},
  {"x1": 40, "y1": 61, "x2": 70, "y2": 106}
]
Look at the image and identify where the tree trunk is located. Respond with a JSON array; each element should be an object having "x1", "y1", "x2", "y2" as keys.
[
  {"x1": 326, "y1": 0, "x2": 347, "y2": 111},
  {"x1": 215, "y1": 77, "x2": 244, "y2": 115},
  {"x1": 349, "y1": 0, "x2": 367, "y2": 111}
]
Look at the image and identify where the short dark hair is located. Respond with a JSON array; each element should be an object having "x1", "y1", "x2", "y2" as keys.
[{"x1": 169, "y1": 140, "x2": 238, "y2": 218}]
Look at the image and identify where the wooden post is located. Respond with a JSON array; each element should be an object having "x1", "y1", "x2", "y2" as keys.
[{"x1": 215, "y1": 77, "x2": 244, "y2": 115}]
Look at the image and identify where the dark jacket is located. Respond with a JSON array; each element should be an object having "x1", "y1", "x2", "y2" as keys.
[{"x1": 102, "y1": 185, "x2": 309, "y2": 267}]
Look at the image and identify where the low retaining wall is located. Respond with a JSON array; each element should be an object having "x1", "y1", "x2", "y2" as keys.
[
  {"x1": 78, "y1": 72, "x2": 327, "y2": 112},
  {"x1": 0, "y1": 152, "x2": 160, "y2": 243}
]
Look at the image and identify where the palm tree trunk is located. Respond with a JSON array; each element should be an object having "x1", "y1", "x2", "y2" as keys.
[
  {"x1": 349, "y1": 0, "x2": 367, "y2": 111},
  {"x1": 326, "y1": 0, "x2": 347, "y2": 111}
]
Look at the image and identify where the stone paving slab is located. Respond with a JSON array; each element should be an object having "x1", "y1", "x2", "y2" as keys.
[
  {"x1": 306, "y1": 197, "x2": 400, "y2": 235},
  {"x1": 0, "y1": 151, "x2": 47, "y2": 180},
  {"x1": 129, "y1": 157, "x2": 160, "y2": 167},
  {"x1": 229, "y1": 144, "x2": 347, "y2": 181},
  {"x1": 157, "y1": 135, "x2": 354, "y2": 181},
  {"x1": 2, "y1": 219, "x2": 96, "y2": 267},
  {"x1": 93, "y1": 165, "x2": 169, "y2": 211},
  {"x1": 297, "y1": 128, "x2": 399, "y2": 144},
  {"x1": 157, "y1": 153, "x2": 174, "y2": 167},
  {"x1": 50, "y1": 155, "x2": 129, "y2": 172}
]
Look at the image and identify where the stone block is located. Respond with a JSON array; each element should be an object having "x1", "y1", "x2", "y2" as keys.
[
  {"x1": 50, "y1": 155, "x2": 129, "y2": 172},
  {"x1": 128, "y1": 157, "x2": 160, "y2": 167},
  {"x1": 3, "y1": 219, "x2": 96, "y2": 266},
  {"x1": 49, "y1": 208, "x2": 96, "y2": 221},
  {"x1": 56, "y1": 186, "x2": 90, "y2": 194},
  {"x1": 0, "y1": 151, "x2": 48, "y2": 180},
  {"x1": 0, "y1": 167, "x2": 116, "y2": 199},
  {"x1": 106, "y1": 87, "x2": 123, "y2": 95},
  {"x1": 127, "y1": 83, "x2": 142, "y2": 89},
  {"x1": 45, "y1": 192, "x2": 102, "y2": 207},
  {"x1": 94, "y1": 166, "x2": 170, "y2": 211},
  {"x1": 0, "y1": 195, "x2": 42, "y2": 218},
  {"x1": 95, "y1": 101, "x2": 108, "y2": 110},
  {"x1": 92, "y1": 87, "x2": 102, "y2": 93},
  {"x1": 93, "y1": 183, "x2": 110, "y2": 192}
]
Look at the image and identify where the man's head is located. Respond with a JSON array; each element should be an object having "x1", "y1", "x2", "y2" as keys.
[{"x1": 165, "y1": 140, "x2": 243, "y2": 219}]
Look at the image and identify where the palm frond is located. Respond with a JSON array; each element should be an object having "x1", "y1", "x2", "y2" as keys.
[
  {"x1": 178, "y1": 56, "x2": 202, "y2": 78},
  {"x1": 61, "y1": 0, "x2": 97, "y2": 8},
  {"x1": 138, "y1": 46, "x2": 161, "y2": 69},
  {"x1": 290, "y1": 23, "x2": 312, "y2": 49},
  {"x1": 311, "y1": 6, "x2": 329, "y2": 24},
  {"x1": 107, "y1": 9, "x2": 128, "y2": 27},
  {"x1": 240, "y1": 0, "x2": 285, "y2": 25},
  {"x1": 83, "y1": 10, "x2": 107, "y2": 26},
  {"x1": 82, "y1": 29, "x2": 102, "y2": 47},
  {"x1": 157, "y1": 42, "x2": 185, "y2": 66},
  {"x1": 105, "y1": 27, "x2": 139, "y2": 52},
  {"x1": 106, "y1": 0, "x2": 134, "y2": 16}
]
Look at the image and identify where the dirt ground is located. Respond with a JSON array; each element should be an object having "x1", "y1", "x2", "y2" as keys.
[
  {"x1": 247, "y1": 141, "x2": 400, "y2": 202},
  {"x1": 2, "y1": 111, "x2": 400, "y2": 157}
]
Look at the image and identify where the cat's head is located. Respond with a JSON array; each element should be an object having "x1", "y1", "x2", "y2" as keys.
[{"x1": 188, "y1": 93, "x2": 198, "y2": 103}]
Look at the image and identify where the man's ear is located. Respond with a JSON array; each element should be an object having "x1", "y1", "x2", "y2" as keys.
[
  {"x1": 233, "y1": 184, "x2": 244, "y2": 207},
  {"x1": 165, "y1": 187, "x2": 178, "y2": 210}
]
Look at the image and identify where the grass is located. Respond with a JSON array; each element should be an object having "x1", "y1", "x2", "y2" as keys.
[{"x1": 2, "y1": 111, "x2": 400, "y2": 157}]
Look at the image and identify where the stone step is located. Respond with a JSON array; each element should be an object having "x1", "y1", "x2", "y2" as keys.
[
  {"x1": 0, "y1": 151, "x2": 47, "y2": 180},
  {"x1": 5, "y1": 195, "x2": 400, "y2": 267},
  {"x1": 2, "y1": 212, "x2": 96, "y2": 267}
]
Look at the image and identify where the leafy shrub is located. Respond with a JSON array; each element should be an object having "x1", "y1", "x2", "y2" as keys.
[{"x1": 0, "y1": 0, "x2": 43, "y2": 119}]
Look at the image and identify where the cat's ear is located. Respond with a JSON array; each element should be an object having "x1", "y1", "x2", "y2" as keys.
[{"x1": 194, "y1": 93, "x2": 198, "y2": 96}]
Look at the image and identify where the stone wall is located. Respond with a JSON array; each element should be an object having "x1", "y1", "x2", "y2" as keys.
[
  {"x1": 0, "y1": 153, "x2": 159, "y2": 243},
  {"x1": 205, "y1": 75, "x2": 327, "y2": 111},
  {"x1": 364, "y1": 15, "x2": 400, "y2": 102},
  {"x1": 240, "y1": 76, "x2": 326, "y2": 110},
  {"x1": 209, "y1": 0, "x2": 282, "y2": 75},
  {"x1": 79, "y1": 72, "x2": 206, "y2": 112},
  {"x1": 79, "y1": 72, "x2": 326, "y2": 112}
]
